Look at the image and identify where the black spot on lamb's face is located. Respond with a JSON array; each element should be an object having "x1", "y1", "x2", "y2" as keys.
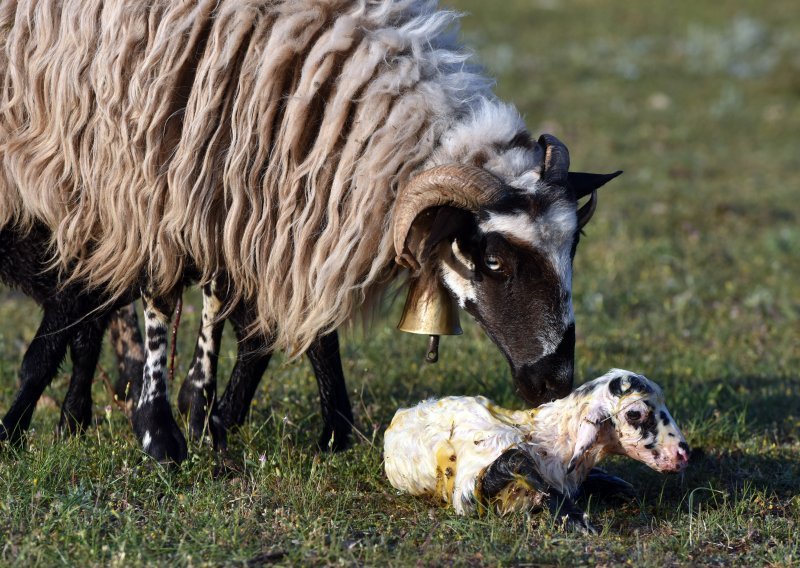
[
  {"x1": 609, "y1": 374, "x2": 653, "y2": 397},
  {"x1": 606, "y1": 372, "x2": 690, "y2": 473},
  {"x1": 437, "y1": 191, "x2": 580, "y2": 406}
]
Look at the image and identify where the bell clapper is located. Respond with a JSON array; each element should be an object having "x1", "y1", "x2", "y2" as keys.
[{"x1": 425, "y1": 335, "x2": 440, "y2": 363}]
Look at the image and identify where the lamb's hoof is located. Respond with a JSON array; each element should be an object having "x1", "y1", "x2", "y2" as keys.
[
  {"x1": 579, "y1": 468, "x2": 636, "y2": 501},
  {"x1": 132, "y1": 401, "x2": 188, "y2": 465},
  {"x1": 557, "y1": 511, "x2": 597, "y2": 534}
]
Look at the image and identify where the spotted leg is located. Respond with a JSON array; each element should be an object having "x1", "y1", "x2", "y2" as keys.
[
  {"x1": 177, "y1": 281, "x2": 226, "y2": 449},
  {"x1": 478, "y1": 448, "x2": 596, "y2": 534},
  {"x1": 131, "y1": 290, "x2": 187, "y2": 464},
  {"x1": 306, "y1": 330, "x2": 353, "y2": 452},
  {"x1": 108, "y1": 303, "x2": 146, "y2": 404},
  {"x1": 58, "y1": 315, "x2": 109, "y2": 435}
]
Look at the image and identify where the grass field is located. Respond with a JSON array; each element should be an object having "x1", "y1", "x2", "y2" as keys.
[{"x1": 1, "y1": 0, "x2": 799, "y2": 565}]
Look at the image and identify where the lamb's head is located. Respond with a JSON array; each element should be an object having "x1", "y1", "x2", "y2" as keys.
[
  {"x1": 393, "y1": 135, "x2": 620, "y2": 406},
  {"x1": 567, "y1": 369, "x2": 690, "y2": 475}
]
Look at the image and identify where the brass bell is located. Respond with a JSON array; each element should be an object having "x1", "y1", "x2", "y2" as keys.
[{"x1": 397, "y1": 274, "x2": 462, "y2": 363}]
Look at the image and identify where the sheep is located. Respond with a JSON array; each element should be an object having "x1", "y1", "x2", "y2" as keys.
[
  {"x1": 383, "y1": 369, "x2": 690, "y2": 532},
  {"x1": 0, "y1": 223, "x2": 144, "y2": 441},
  {"x1": 0, "y1": 0, "x2": 622, "y2": 462}
]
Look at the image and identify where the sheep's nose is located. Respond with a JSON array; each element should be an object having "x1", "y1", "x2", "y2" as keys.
[{"x1": 675, "y1": 442, "x2": 690, "y2": 469}]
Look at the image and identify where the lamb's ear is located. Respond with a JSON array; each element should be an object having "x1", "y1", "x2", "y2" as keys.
[{"x1": 567, "y1": 405, "x2": 607, "y2": 474}]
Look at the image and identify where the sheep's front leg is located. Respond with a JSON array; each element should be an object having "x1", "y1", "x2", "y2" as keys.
[
  {"x1": 131, "y1": 290, "x2": 187, "y2": 464},
  {"x1": 478, "y1": 448, "x2": 596, "y2": 534},
  {"x1": 306, "y1": 330, "x2": 353, "y2": 452},
  {"x1": 177, "y1": 281, "x2": 226, "y2": 450},
  {"x1": 217, "y1": 303, "x2": 273, "y2": 429}
]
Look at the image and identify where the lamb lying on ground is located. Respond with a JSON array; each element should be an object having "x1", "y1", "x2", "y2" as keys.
[{"x1": 384, "y1": 369, "x2": 689, "y2": 532}]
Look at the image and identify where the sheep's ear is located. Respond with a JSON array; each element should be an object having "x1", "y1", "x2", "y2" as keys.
[
  {"x1": 567, "y1": 171, "x2": 623, "y2": 200},
  {"x1": 567, "y1": 406, "x2": 606, "y2": 474},
  {"x1": 419, "y1": 206, "x2": 475, "y2": 266}
]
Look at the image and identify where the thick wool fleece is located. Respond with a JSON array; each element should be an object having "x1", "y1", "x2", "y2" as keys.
[{"x1": 0, "y1": 0, "x2": 536, "y2": 355}]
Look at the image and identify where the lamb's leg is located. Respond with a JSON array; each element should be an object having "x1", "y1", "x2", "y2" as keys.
[
  {"x1": 108, "y1": 303, "x2": 145, "y2": 403},
  {"x1": 578, "y1": 468, "x2": 636, "y2": 501},
  {"x1": 177, "y1": 281, "x2": 226, "y2": 449},
  {"x1": 306, "y1": 330, "x2": 352, "y2": 452},
  {"x1": 478, "y1": 448, "x2": 596, "y2": 534},
  {"x1": 130, "y1": 289, "x2": 187, "y2": 464},
  {"x1": 0, "y1": 305, "x2": 70, "y2": 444},
  {"x1": 58, "y1": 316, "x2": 108, "y2": 435},
  {"x1": 544, "y1": 487, "x2": 597, "y2": 534},
  {"x1": 217, "y1": 304, "x2": 273, "y2": 429}
]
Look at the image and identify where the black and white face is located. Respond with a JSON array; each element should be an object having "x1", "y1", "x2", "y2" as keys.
[
  {"x1": 434, "y1": 185, "x2": 582, "y2": 406},
  {"x1": 397, "y1": 133, "x2": 620, "y2": 407},
  {"x1": 604, "y1": 372, "x2": 690, "y2": 473}
]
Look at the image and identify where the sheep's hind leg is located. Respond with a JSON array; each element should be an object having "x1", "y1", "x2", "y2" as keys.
[
  {"x1": 131, "y1": 290, "x2": 187, "y2": 464},
  {"x1": 216, "y1": 303, "x2": 273, "y2": 430},
  {"x1": 177, "y1": 281, "x2": 226, "y2": 450},
  {"x1": 307, "y1": 330, "x2": 353, "y2": 452},
  {"x1": 108, "y1": 303, "x2": 145, "y2": 404},
  {"x1": 58, "y1": 315, "x2": 108, "y2": 436},
  {"x1": 478, "y1": 448, "x2": 596, "y2": 534},
  {"x1": 0, "y1": 305, "x2": 71, "y2": 444}
]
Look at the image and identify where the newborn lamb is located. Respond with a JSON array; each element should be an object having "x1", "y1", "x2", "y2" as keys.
[{"x1": 384, "y1": 369, "x2": 689, "y2": 532}]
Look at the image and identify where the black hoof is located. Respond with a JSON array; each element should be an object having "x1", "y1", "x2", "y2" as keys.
[
  {"x1": 177, "y1": 384, "x2": 228, "y2": 452},
  {"x1": 132, "y1": 400, "x2": 188, "y2": 465},
  {"x1": 552, "y1": 506, "x2": 597, "y2": 534},
  {"x1": 0, "y1": 417, "x2": 26, "y2": 446},
  {"x1": 57, "y1": 406, "x2": 92, "y2": 437},
  {"x1": 579, "y1": 468, "x2": 636, "y2": 501},
  {"x1": 316, "y1": 425, "x2": 351, "y2": 453}
]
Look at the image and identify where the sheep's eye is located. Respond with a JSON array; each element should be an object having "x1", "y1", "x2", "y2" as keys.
[
  {"x1": 485, "y1": 255, "x2": 502, "y2": 272},
  {"x1": 625, "y1": 410, "x2": 642, "y2": 423}
]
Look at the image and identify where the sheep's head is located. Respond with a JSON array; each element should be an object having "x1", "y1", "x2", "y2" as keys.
[
  {"x1": 568, "y1": 369, "x2": 690, "y2": 475},
  {"x1": 393, "y1": 134, "x2": 620, "y2": 405}
]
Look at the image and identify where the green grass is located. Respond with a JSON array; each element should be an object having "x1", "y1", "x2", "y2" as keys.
[{"x1": 2, "y1": 0, "x2": 799, "y2": 565}]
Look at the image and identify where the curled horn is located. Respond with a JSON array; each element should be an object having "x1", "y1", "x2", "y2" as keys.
[
  {"x1": 393, "y1": 165, "x2": 505, "y2": 271},
  {"x1": 577, "y1": 191, "x2": 597, "y2": 229},
  {"x1": 538, "y1": 133, "x2": 570, "y2": 186}
]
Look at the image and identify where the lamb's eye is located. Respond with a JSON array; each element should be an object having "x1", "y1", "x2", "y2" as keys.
[
  {"x1": 626, "y1": 410, "x2": 642, "y2": 423},
  {"x1": 485, "y1": 255, "x2": 502, "y2": 272}
]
